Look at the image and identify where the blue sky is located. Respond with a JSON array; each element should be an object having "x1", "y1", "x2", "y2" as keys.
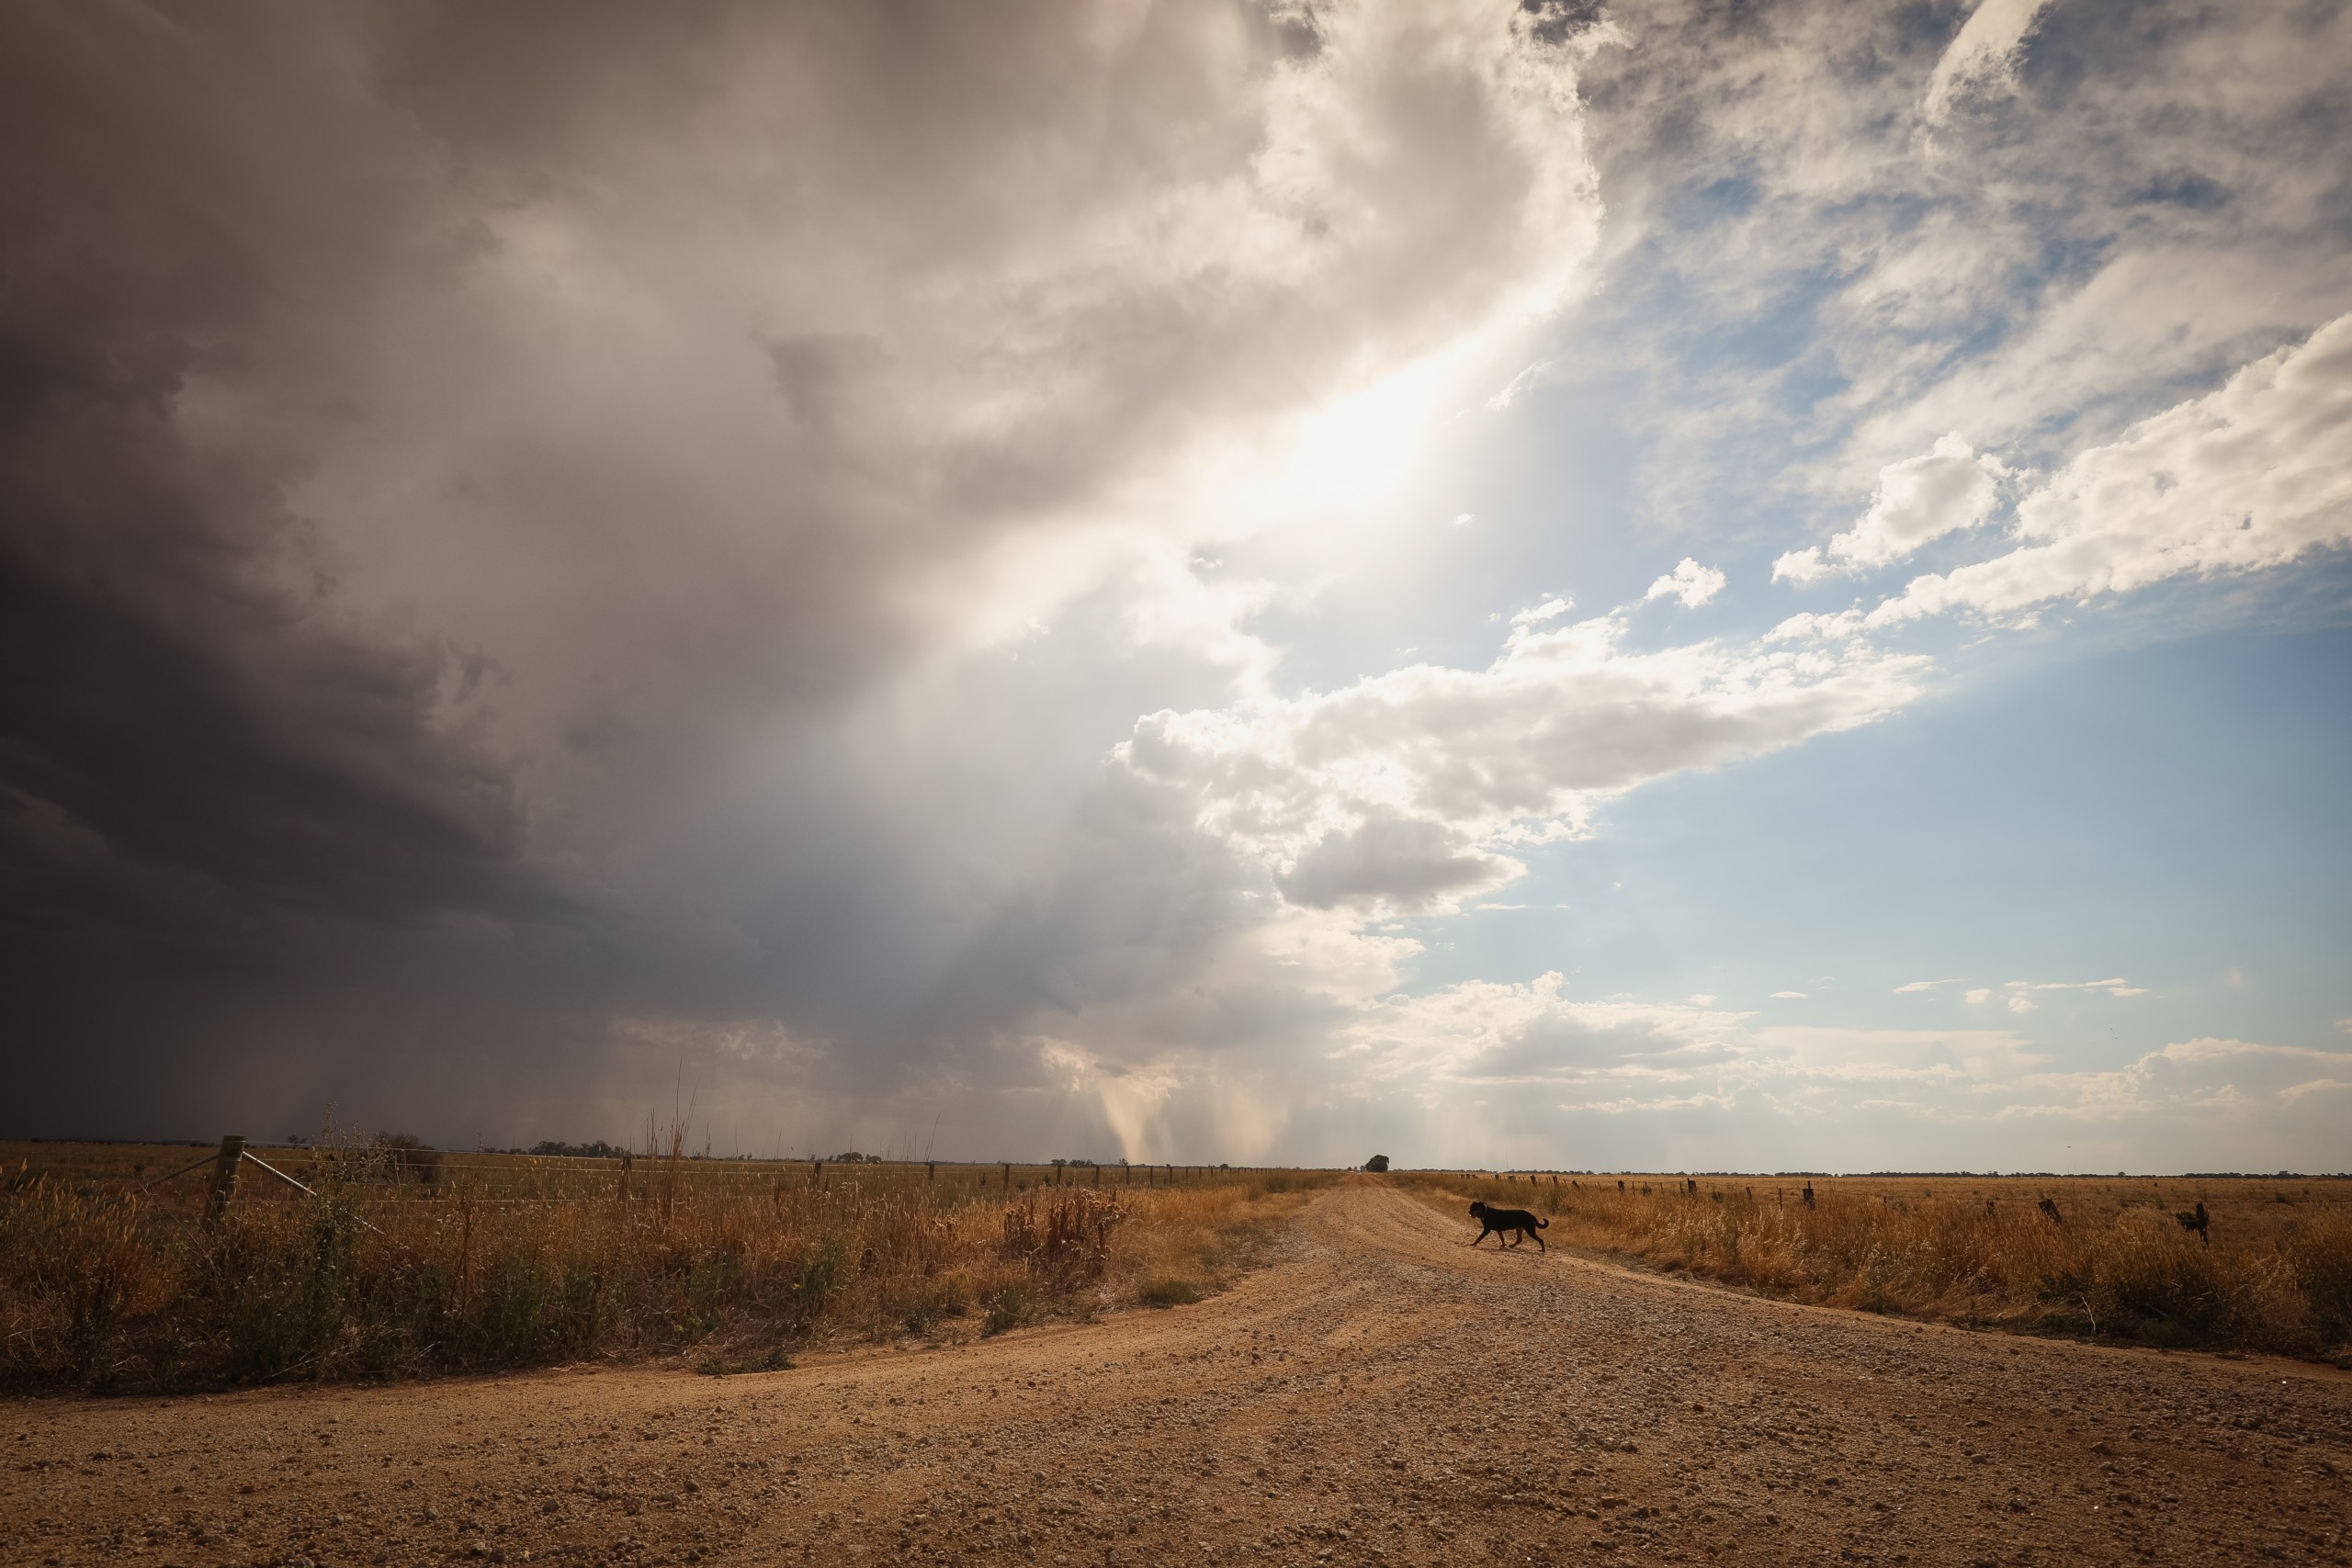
[
  {"x1": 6, "y1": 0, "x2": 2349, "y2": 1170},
  {"x1": 1412, "y1": 614, "x2": 2352, "y2": 1085}
]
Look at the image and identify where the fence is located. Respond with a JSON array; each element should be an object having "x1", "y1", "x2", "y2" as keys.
[{"x1": 96, "y1": 1139, "x2": 1295, "y2": 1217}]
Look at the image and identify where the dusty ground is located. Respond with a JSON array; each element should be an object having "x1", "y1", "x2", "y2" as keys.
[{"x1": 6, "y1": 1178, "x2": 2348, "y2": 1567}]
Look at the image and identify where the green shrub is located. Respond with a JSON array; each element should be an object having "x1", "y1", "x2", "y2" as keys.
[{"x1": 982, "y1": 1282, "x2": 1032, "y2": 1337}]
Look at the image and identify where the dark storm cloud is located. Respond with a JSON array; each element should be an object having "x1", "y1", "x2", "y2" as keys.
[
  {"x1": 0, "y1": 3, "x2": 528, "y2": 938},
  {"x1": 0, "y1": 0, "x2": 1608, "y2": 1149}
]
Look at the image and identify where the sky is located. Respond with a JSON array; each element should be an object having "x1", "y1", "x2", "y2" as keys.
[{"x1": 4, "y1": 0, "x2": 2349, "y2": 1172}]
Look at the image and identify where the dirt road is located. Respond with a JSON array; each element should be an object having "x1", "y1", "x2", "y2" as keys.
[{"x1": 7, "y1": 1179, "x2": 2349, "y2": 1566}]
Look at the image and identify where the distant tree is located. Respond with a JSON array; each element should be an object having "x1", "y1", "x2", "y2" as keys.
[
  {"x1": 1363, "y1": 1155, "x2": 1390, "y2": 1172},
  {"x1": 529, "y1": 1139, "x2": 629, "y2": 1160},
  {"x1": 376, "y1": 1133, "x2": 442, "y2": 1183}
]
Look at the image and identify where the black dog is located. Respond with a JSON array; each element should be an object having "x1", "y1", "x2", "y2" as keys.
[{"x1": 1468, "y1": 1200, "x2": 1548, "y2": 1252}]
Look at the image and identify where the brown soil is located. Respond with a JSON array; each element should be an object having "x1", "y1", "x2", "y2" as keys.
[{"x1": 6, "y1": 1178, "x2": 2348, "y2": 1567}]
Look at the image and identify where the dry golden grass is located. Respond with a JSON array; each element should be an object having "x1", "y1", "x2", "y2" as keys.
[
  {"x1": 1399, "y1": 1169, "x2": 2352, "y2": 1361},
  {"x1": 0, "y1": 1138, "x2": 1336, "y2": 1393}
]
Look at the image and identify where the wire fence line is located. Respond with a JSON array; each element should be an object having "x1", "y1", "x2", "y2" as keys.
[{"x1": 25, "y1": 1136, "x2": 1325, "y2": 1220}]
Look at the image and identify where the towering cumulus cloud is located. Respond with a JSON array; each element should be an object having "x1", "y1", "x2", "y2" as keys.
[{"x1": 0, "y1": 0, "x2": 1611, "y2": 1149}]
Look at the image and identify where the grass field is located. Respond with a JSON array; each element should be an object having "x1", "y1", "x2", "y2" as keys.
[
  {"x1": 13, "y1": 1140, "x2": 2348, "y2": 1394},
  {"x1": 1398, "y1": 1168, "x2": 2352, "y2": 1361},
  {"x1": 0, "y1": 1137, "x2": 1334, "y2": 1393}
]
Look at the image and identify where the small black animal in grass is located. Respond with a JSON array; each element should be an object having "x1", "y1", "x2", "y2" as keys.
[
  {"x1": 2175, "y1": 1201, "x2": 2210, "y2": 1246},
  {"x1": 1467, "y1": 1199, "x2": 1548, "y2": 1252},
  {"x1": 2038, "y1": 1197, "x2": 2064, "y2": 1224}
]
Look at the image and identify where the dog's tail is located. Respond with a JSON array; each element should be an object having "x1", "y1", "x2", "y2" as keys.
[{"x1": 1537, "y1": 1217, "x2": 1550, "y2": 1228}]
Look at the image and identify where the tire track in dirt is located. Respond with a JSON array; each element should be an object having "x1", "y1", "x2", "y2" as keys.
[{"x1": 7, "y1": 1177, "x2": 2348, "y2": 1566}]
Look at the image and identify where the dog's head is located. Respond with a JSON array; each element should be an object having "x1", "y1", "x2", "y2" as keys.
[{"x1": 1467, "y1": 1200, "x2": 1487, "y2": 1218}]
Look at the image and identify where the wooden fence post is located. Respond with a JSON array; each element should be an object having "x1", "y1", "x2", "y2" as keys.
[{"x1": 205, "y1": 1134, "x2": 245, "y2": 1221}]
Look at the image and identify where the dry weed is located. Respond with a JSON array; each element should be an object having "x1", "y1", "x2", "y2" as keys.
[
  {"x1": 0, "y1": 1144, "x2": 1334, "y2": 1393},
  {"x1": 1400, "y1": 1170, "x2": 2352, "y2": 1360}
]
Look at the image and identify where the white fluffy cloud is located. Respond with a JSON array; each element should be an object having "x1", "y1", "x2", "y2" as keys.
[
  {"x1": 1773, "y1": 434, "x2": 2010, "y2": 582},
  {"x1": 1869, "y1": 315, "x2": 2352, "y2": 626},
  {"x1": 1121, "y1": 607, "x2": 1926, "y2": 911},
  {"x1": 1645, "y1": 557, "x2": 1727, "y2": 606}
]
